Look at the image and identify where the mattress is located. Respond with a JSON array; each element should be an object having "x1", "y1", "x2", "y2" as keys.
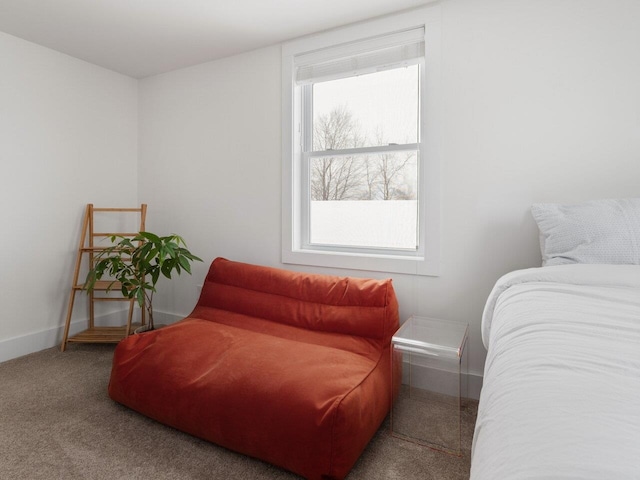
[{"x1": 471, "y1": 264, "x2": 640, "y2": 479}]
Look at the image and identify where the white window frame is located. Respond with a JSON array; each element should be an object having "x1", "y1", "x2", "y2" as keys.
[{"x1": 281, "y1": 5, "x2": 441, "y2": 276}]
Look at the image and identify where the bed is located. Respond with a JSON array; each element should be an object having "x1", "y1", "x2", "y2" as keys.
[{"x1": 471, "y1": 198, "x2": 640, "y2": 479}]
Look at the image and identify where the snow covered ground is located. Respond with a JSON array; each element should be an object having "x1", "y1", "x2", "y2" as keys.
[{"x1": 310, "y1": 200, "x2": 417, "y2": 250}]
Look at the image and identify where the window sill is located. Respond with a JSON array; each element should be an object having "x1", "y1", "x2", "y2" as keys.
[{"x1": 282, "y1": 247, "x2": 439, "y2": 276}]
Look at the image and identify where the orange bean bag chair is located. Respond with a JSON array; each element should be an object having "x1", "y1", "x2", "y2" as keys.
[{"x1": 108, "y1": 258, "x2": 399, "y2": 480}]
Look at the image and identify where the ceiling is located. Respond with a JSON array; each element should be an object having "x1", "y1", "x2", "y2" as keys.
[{"x1": 0, "y1": 0, "x2": 432, "y2": 78}]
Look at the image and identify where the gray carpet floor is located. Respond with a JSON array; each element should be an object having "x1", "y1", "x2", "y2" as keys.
[{"x1": 0, "y1": 344, "x2": 477, "y2": 479}]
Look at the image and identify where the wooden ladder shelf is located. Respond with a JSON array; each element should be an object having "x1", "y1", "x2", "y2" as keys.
[{"x1": 61, "y1": 204, "x2": 147, "y2": 351}]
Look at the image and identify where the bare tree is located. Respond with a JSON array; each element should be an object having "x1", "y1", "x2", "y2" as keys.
[
  {"x1": 376, "y1": 151, "x2": 416, "y2": 200},
  {"x1": 359, "y1": 130, "x2": 417, "y2": 200},
  {"x1": 312, "y1": 105, "x2": 363, "y2": 151},
  {"x1": 359, "y1": 160, "x2": 379, "y2": 201},
  {"x1": 311, "y1": 106, "x2": 364, "y2": 201},
  {"x1": 311, "y1": 106, "x2": 417, "y2": 201},
  {"x1": 311, "y1": 156, "x2": 363, "y2": 201}
]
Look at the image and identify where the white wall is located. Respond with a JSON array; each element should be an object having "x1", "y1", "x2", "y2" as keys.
[
  {"x1": 0, "y1": 32, "x2": 138, "y2": 360},
  {"x1": 138, "y1": 0, "x2": 640, "y2": 395},
  {"x1": 3, "y1": 0, "x2": 638, "y2": 387},
  {"x1": 138, "y1": 46, "x2": 283, "y2": 313}
]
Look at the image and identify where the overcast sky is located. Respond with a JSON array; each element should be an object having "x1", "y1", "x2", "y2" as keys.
[{"x1": 312, "y1": 64, "x2": 419, "y2": 148}]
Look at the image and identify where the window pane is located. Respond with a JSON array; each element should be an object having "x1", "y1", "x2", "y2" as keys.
[
  {"x1": 309, "y1": 151, "x2": 418, "y2": 250},
  {"x1": 312, "y1": 65, "x2": 419, "y2": 150}
]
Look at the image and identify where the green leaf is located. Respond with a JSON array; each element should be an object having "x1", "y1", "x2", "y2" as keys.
[
  {"x1": 139, "y1": 231, "x2": 161, "y2": 244},
  {"x1": 135, "y1": 288, "x2": 145, "y2": 307},
  {"x1": 178, "y1": 255, "x2": 191, "y2": 273},
  {"x1": 164, "y1": 242, "x2": 176, "y2": 258},
  {"x1": 83, "y1": 230, "x2": 202, "y2": 305},
  {"x1": 161, "y1": 260, "x2": 173, "y2": 279}
]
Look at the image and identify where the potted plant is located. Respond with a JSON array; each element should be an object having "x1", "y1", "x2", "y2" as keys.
[{"x1": 84, "y1": 232, "x2": 202, "y2": 332}]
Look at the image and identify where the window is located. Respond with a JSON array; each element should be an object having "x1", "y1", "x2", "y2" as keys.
[{"x1": 282, "y1": 6, "x2": 441, "y2": 275}]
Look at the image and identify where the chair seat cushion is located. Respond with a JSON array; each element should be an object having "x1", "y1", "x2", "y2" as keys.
[{"x1": 109, "y1": 316, "x2": 391, "y2": 479}]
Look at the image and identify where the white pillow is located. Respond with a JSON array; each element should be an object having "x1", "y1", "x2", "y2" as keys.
[{"x1": 531, "y1": 198, "x2": 640, "y2": 266}]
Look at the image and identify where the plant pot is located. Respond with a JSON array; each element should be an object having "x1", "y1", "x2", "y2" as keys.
[
  {"x1": 133, "y1": 324, "x2": 165, "y2": 334},
  {"x1": 134, "y1": 324, "x2": 153, "y2": 334}
]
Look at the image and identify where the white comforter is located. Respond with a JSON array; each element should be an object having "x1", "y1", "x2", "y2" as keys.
[{"x1": 471, "y1": 264, "x2": 640, "y2": 480}]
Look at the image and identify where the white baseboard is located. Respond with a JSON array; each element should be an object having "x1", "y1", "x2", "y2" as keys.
[
  {"x1": 466, "y1": 371, "x2": 483, "y2": 400},
  {"x1": 0, "y1": 310, "x2": 185, "y2": 363},
  {"x1": 401, "y1": 360, "x2": 483, "y2": 400},
  {"x1": 151, "y1": 311, "x2": 184, "y2": 327}
]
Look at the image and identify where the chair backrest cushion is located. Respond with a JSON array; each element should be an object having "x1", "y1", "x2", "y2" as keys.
[{"x1": 195, "y1": 258, "x2": 399, "y2": 342}]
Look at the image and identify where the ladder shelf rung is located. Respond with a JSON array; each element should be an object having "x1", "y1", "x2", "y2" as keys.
[
  {"x1": 73, "y1": 281, "x2": 123, "y2": 291},
  {"x1": 67, "y1": 325, "x2": 142, "y2": 344},
  {"x1": 81, "y1": 246, "x2": 129, "y2": 250},
  {"x1": 92, "y1": 297, "x2": 135, "y2": 302},
  {"x1": 92, "y1": 232, "x2": 141, "y2": 237},
  {"x1": 92, "y1": 207, "x2": 144, "y2": 212}
]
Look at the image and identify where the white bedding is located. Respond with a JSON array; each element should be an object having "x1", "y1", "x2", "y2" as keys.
[{"x1": 471, "y1": 264, "x2": 640, "y2": 480}]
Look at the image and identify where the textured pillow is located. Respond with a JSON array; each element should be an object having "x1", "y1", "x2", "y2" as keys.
[{"x1": 531, "y1": 198, "x2": 640, "y2": 266}]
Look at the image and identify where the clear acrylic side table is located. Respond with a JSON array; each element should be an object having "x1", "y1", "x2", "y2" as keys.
[{"x1": 390, "y1": 316, "x2": 468, "y2": 455}]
